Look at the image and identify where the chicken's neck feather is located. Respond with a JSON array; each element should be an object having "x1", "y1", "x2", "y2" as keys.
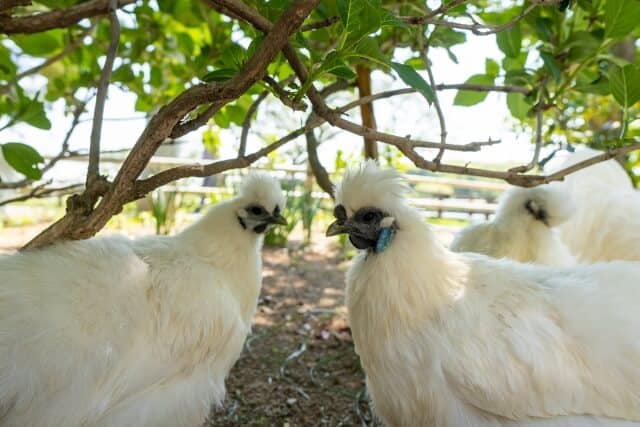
[
  {"x1": 346, "y1": 206, "x2": 468, "y2": 337},
  {"x1": 177, "y1": 199, "x2": 263, "y2": 263}
]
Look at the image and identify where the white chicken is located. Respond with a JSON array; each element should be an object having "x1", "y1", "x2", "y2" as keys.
[
  {"x1": 552, "y1": 148, "x2": 639, "y2": 262},
  {"x1": 450, "y1": 184, "x2": 575, "y2": 266},
  {"x1": 0, "y1": 173, "x2": 286, "y2": 427},
  {"x1": 326, "y1": 161, "x2": 640, "y2": 427}
]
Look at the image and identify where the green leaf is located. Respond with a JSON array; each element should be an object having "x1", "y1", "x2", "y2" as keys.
[
  {"x1": 337, "y1": 0, "x2": 382, "y2": 50},
  {"x1": 344, "y1": 37, "x2": 388, "y2": 66},
  {"x1": 13, "y1": 30, "x2": 64, "y2": 56},
  {"x1": 485, "y1": 58, "x2": 499, "y2": 78},
  {"x1": 390, "y1": 61, "x2": 435, "y2": 104},
  {"x1": 506, "y1": 92, "x2": 530, "y2": 120},
  {"x1": 574, "y1": 77, "x2": 611, "y2": 95},
  {"x1": 430, "y1": 27, "x2": 466, "y2": 49},
  {"x1": 534, "y1": 17, "x2": 553, "y2": 42},
  {"x1": 453, "y1": 74, "x2": 495, "y2": 106},
  {"x1": 0, "y1": 142, "x2": 44, "y2": 179},
  {"x1": 380, "y1": 8, "x2": 410, "y2": 30},
  {"x1": 112, "y1": 65, "x2": 135, "y2": 83},
  {"x1": 496, "y1": 24, "x2": 522, "y2": 58},
  {"x1": 609, "y1": 63, "x2": 640, "y2": 107},
  {"x1": 604, "y1": 0, "x2": 640, "y2": 39},
  {"x1": 201, "y1": 68, "x2": 237, "y2": 82},
  {"x1": 0, "y1": 45, "x2": 16, "y2": 80},
  {"x1": 330, "y1": 65, "x2": 357, "y2": 80},
  {"x1": 539, "y1": 50, "x2": 562, "y2": 82},
  {"x1": 19, "y1": 99, "x2": 51, "y2": 130}
]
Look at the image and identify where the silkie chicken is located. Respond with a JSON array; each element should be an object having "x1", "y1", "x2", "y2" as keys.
[
  {"x1": 450, "y1": 184, "x2": 575, "y2": 266},
  {"x1": 326, "y1": 161, "x2": 640, "y2": 427},
  {"x1": 552, "y1": 148, "x2": 640, "y2": 262},
  {"x1": 0, "y1": 173, "x2": 286, "y2": 427}
]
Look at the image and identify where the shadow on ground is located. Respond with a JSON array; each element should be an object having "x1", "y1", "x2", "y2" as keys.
[{"x1": 207, "y1": 244, "x2": 381, "y2": 426}]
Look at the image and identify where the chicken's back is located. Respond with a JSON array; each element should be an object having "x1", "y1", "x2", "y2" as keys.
[{"x1": 0, "y1": 236, "x2": 152, "y2": 426}]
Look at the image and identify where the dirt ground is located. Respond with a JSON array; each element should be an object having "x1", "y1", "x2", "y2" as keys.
[{"x1": 0, "y1": 223, "x2": 457, "y2": 427}]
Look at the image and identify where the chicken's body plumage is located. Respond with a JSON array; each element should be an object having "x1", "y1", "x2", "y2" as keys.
[
  {"x1": 451, "y1": 184, "x2": 575, "y2": 266},
  {"x1": 554, "y1": 148, "x2": 639, "y2": 262},
  {"x1": 0, "y1": 174, "x2": 284, "y2": 426},
  {"x1": 331, "y1": 162, "x2": 640, "y2": 427}
]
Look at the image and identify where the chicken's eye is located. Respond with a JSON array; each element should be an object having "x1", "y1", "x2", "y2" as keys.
[
  {"x1": 363, "y1": 212, "x2": 376, "y2": 222},
  {"x1": 250, "y1": 206, "x2": 265, "y2": 215}
]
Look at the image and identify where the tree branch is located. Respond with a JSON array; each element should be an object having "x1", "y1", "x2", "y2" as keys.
[
  {"x1": 0, "y1": 96, "x2": 89, "y2": 190},
  {"x1": 134, "y1": 128, "x2": 306, "y2": 198},
  {"x1": 305, "y1": 117, "x2": 334, "y2": 198},
  {"x1": 87, "y1": 0, "x2": 119, "y2": 187},
  {"x1": 417, "y1": 29, "x2": 447, "y2": 163},
  {"x1": 0, "y1": 183, "x2": 83, "y2": 207},
  {"x1": 402, "y1": 3, "x2": 538, "y2": 35},
  {"x1": 23, "y1": 0, "x2": 320, "y2": 250},
  {"x1": 262, "y1": 75, "x2": 306, "y2": 111},
  {"x1": 435, "y1": 83, "x2": 531, "y2": 94},
  {"x1": 0, "y1": 0, "x2": 135, "y2": 34},
  {"x1": 239, "y1": 90, "x2": 269, "y2": 157},
  {"x1": 169, "y1": 101, "x2": 226, "y2": 139},
  {"x1": 0, "y1": 0, "x2": 31, "y2": 13},
  {"x1": 0, "y1": 25, "x2": 95, "y2": 95}
]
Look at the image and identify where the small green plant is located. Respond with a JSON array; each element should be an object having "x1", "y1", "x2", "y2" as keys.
[{"x1": 149, "y1": 190, "x2": 178, "y2": 235}]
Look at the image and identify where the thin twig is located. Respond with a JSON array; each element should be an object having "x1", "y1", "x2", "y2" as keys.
[
  {"x1": 0, "y1": 24, "x2": 95, "y2": 95},
  {"x1": 0, "y1": 96, "x2": 90, "y2": 190},
  {"x1": 509, "y1": 82, "x2": 547, "y2": 173},
  {"x1": 300, "y1": 15, "x2": 340, "y2": 31},
  {"x1": 239, "y1": 90, "x2": 269, "y2": 157},
  {"x1": 0, "y1": 183, "x2": 83, "y2": 207},
  {"x1": 402, "y1": 3, "x2": 538, "y2": 35},
  {"x1": 169, "y1": 101, "x2": 225, "y2": 139},
  {"x1": 417, "y1": 29, "x2": 447, "y2": 163},
  {"x1": 262, "y1": 75, "x2": 307, "y2": 111},
  {"x1": 87, "y1": 0, "x2": 119, "y2": 188},
  {"x1": 435, "y1": 83, "x2": 531, "y2": 94}
]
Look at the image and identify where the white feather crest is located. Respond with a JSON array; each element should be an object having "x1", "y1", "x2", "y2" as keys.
[
  {"x1": 335, "y1": 160, "x2": 408, "y2": 214},
  {"x1": 238, "y1": 171, "x2": 285, "y2": 211}
]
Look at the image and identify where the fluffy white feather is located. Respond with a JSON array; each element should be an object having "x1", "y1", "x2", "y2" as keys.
[
  {"x1": 0, "y1": 172, "x2": 285, "y2": 427},
  {"x1": 553, "y1": 148, "x2": 639, "y2": 262},
  {"x1": 331, "y1": 161, "x2": 640, "y2": 427},
  {"x1": 450, "y1": 184, "x2": 576, "y2": 266}
]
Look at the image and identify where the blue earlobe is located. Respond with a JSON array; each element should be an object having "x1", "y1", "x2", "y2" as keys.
[{"x1": 375, "y1": 227, "x2": 396, "y2": 253}]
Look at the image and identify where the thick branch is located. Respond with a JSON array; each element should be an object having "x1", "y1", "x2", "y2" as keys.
[
  {"x1": 0, "y1": 0, "x2": 135, "y2": 34},
  {"x1": 24, "y1": 0, "x2": 319, "y2": 249},
  {"x1": 134, "y1": 129, "x2": 305, "y2": 197},
  {"x1": 0, "y1": 0, "x2": 31, "y2": 13}
]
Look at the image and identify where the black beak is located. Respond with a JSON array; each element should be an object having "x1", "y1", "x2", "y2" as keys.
[
  {"x1": 326, "y1": 220, "x2": 350, "y2": 237},
  {"x1": 269, "y1": 213, "x2": 288, "y2": 226}
]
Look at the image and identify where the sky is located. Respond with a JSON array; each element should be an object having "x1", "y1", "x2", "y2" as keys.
[{"x1": 0, "y1": 14, "x2": 545, "y2": 187}]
